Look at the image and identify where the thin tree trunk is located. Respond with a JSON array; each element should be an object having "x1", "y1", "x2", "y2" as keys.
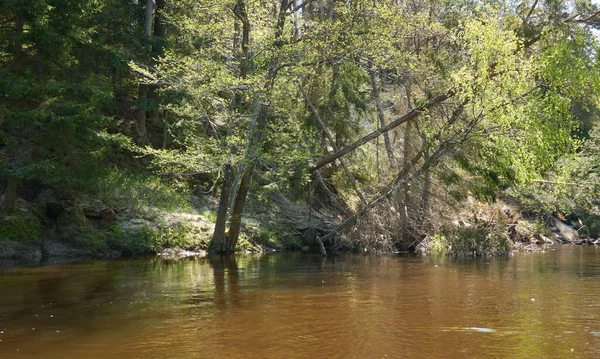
[
  {"x1": 231, "y1": 0, "x2": 250, "y2": 109},
  {"x1": 0, "y1": 178, "x2": 18, "y2": 214},
  {"x1": 420, "y1": 149, "x2": 431, "y2": 223},
  {"x1": 369, "y1": 69, "x2": 395, "y2": 169},
  {"x1": 136, "y1": 0, "x2": 154, "y2": 145},
  {"x1": 400, "y1": 82, "x2": 414, "y2": 241},
  {"x1": 136, "y1": 86, "x2": 149, "y2": 144},
  {"x1": 210, "y1": 165, "x2": 234, "y2": 253},
  {"x1": 144, "y1": 0, "x2": 154, "y2": 37},
  {"x1": 297, "y1": 80, "x2": 367, "y2": 205},
  {"x1": 13, "y1": 13, "x2": 24, "y2": 61},
  {"x1": 148, "y1": 0, "x2": 165, "y2": 123}
]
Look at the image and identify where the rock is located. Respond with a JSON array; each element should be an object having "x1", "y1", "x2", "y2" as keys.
[
  {"x1": 42, "y1": 240, "x2": 98, "y2": 258},
  {"x1": 0, "y1": 241, "x2": 42, "y2": 260},
  {"x1": 157, "y1": 248, "x2": 206, "y2": 259},
  {"x1": 79, "y1": 199, "x2": 116, "y2": 224},
  {"x1": 552, "y1": 217, "x2": 579, "y2": 242}
]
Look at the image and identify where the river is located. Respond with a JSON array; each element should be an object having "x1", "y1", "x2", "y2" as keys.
[{"x1": 1, "y1": 245, "x2": 600, "y2": 358}]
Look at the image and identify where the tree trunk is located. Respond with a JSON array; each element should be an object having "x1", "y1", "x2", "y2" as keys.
[
  {"x1": 144, "y1": 0, "x2": 154, "y2": 37},
  {"x1": 369, "y1": 69, "x2": 395, "y2": 169},
  {"x1": 135, "y1": 0, "x2": 154, "y2": 145},
  {"x1": 228, "y1": 0, "x2": 252, "y2": 212},
  {"x1": 297, "y1": 80, "x2": 367, "y2": 205},
  {"x1": 13, "y1": 13, "x2": 24, "y2": 61},
  {"x1": 311, "y1": 90, "x2": 454, "y2": 170},
  {"x1": 225, "y1": 166, "x2": 254, "y2": 250},
  {"x1": 148, "y1": 0, "x2": 165, "y2": 123},
  {"x1": 420, "y1": 149, "x2": 431, "y2": 224},
  {"x1": 136, "y1": 85, "x2": 149, "y2": 144},
  {"x1": 0, "y1": 178, "x2": 18, "y2": 214},
  {"x1": 210, "y1": 0, "x2": 288, "y2": 252},
  {"x1": 210, "y1": 165, "x2": 234, "y2": 253},
  {"x1": 396, "y1": 79, "x2": 415, "y2": 241},
  {"x1": 231, "y1": 0, "x2": 250, "y2": 109}
]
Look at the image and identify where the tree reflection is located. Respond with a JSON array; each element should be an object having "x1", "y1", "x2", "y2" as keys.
[{"x1": 209, "y1": 255, "x2": 241, "y2": 309}]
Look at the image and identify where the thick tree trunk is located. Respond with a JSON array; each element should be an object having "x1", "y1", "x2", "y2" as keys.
[
  {"x1": 369, "y1": 70, "x2": 395, "y2": 169},
  {"x1": 0, "y1": 178, "x2": 18, "y2": 214},
  {"x1": 210, "y1": 165, "x2": 234, "y2": 253},
  {"x1": 225, "y1": 166, "x2": 253, "y2": 250}
]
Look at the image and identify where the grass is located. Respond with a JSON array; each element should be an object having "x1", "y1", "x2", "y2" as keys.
[{"x1": 202, "y1": 210, "x2": 217, "y2": 224}]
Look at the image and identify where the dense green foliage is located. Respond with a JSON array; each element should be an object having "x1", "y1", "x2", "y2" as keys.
[{"x1": 1, "y1": 0, "x2": 600, "y2": 256}]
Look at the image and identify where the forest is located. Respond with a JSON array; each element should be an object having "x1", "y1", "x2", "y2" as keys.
[{"x1": 2, "y1": 0, "x2": 600, "y2": 258}]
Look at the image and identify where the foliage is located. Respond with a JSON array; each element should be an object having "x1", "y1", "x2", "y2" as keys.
[
  {"x1": 96, "y1": 169, "x2": 192, "y2": 215},
  {"x1": 2, "y1": 0, "x2": 600, "y2": 255},
  {"x1": 436, "y1": 226, "x2": 511, "y2": 257}
]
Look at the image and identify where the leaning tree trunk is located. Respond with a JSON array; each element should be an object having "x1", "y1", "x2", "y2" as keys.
[{"x1": 0, "y1": 178, "x2": 18, "y2": 214}]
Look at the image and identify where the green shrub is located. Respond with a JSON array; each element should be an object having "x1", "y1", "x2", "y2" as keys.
[
  {"x1": 429, "y1": 234, "x2": 449, "y2": 256},
  {"x1": 96, "y1": 169, "x2": 192, "y2": 215},
  {"x1": 434, "y1": 226, "x2": 511, "y2": 256},
  {"x1": 583, "y1": 214, "x2": 600, "y2": 238}
]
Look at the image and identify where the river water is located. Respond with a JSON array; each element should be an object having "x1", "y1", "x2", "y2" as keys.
[{"x1": 1, "y1": 245, "x2": 600, "y2": 358}]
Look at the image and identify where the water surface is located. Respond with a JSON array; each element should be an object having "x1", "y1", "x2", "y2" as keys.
[{"x1": 1, "y1": 246, "x2": 600, "y2": 358}]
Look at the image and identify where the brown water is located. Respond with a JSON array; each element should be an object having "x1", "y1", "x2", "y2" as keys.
[{"x1": 1, "y1": 246, "x2": 600, "y2": 358}]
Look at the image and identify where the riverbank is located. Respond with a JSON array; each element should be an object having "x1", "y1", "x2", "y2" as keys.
[{"x1": 0, "y1": 173, "x2": 593, "y2": 261}]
